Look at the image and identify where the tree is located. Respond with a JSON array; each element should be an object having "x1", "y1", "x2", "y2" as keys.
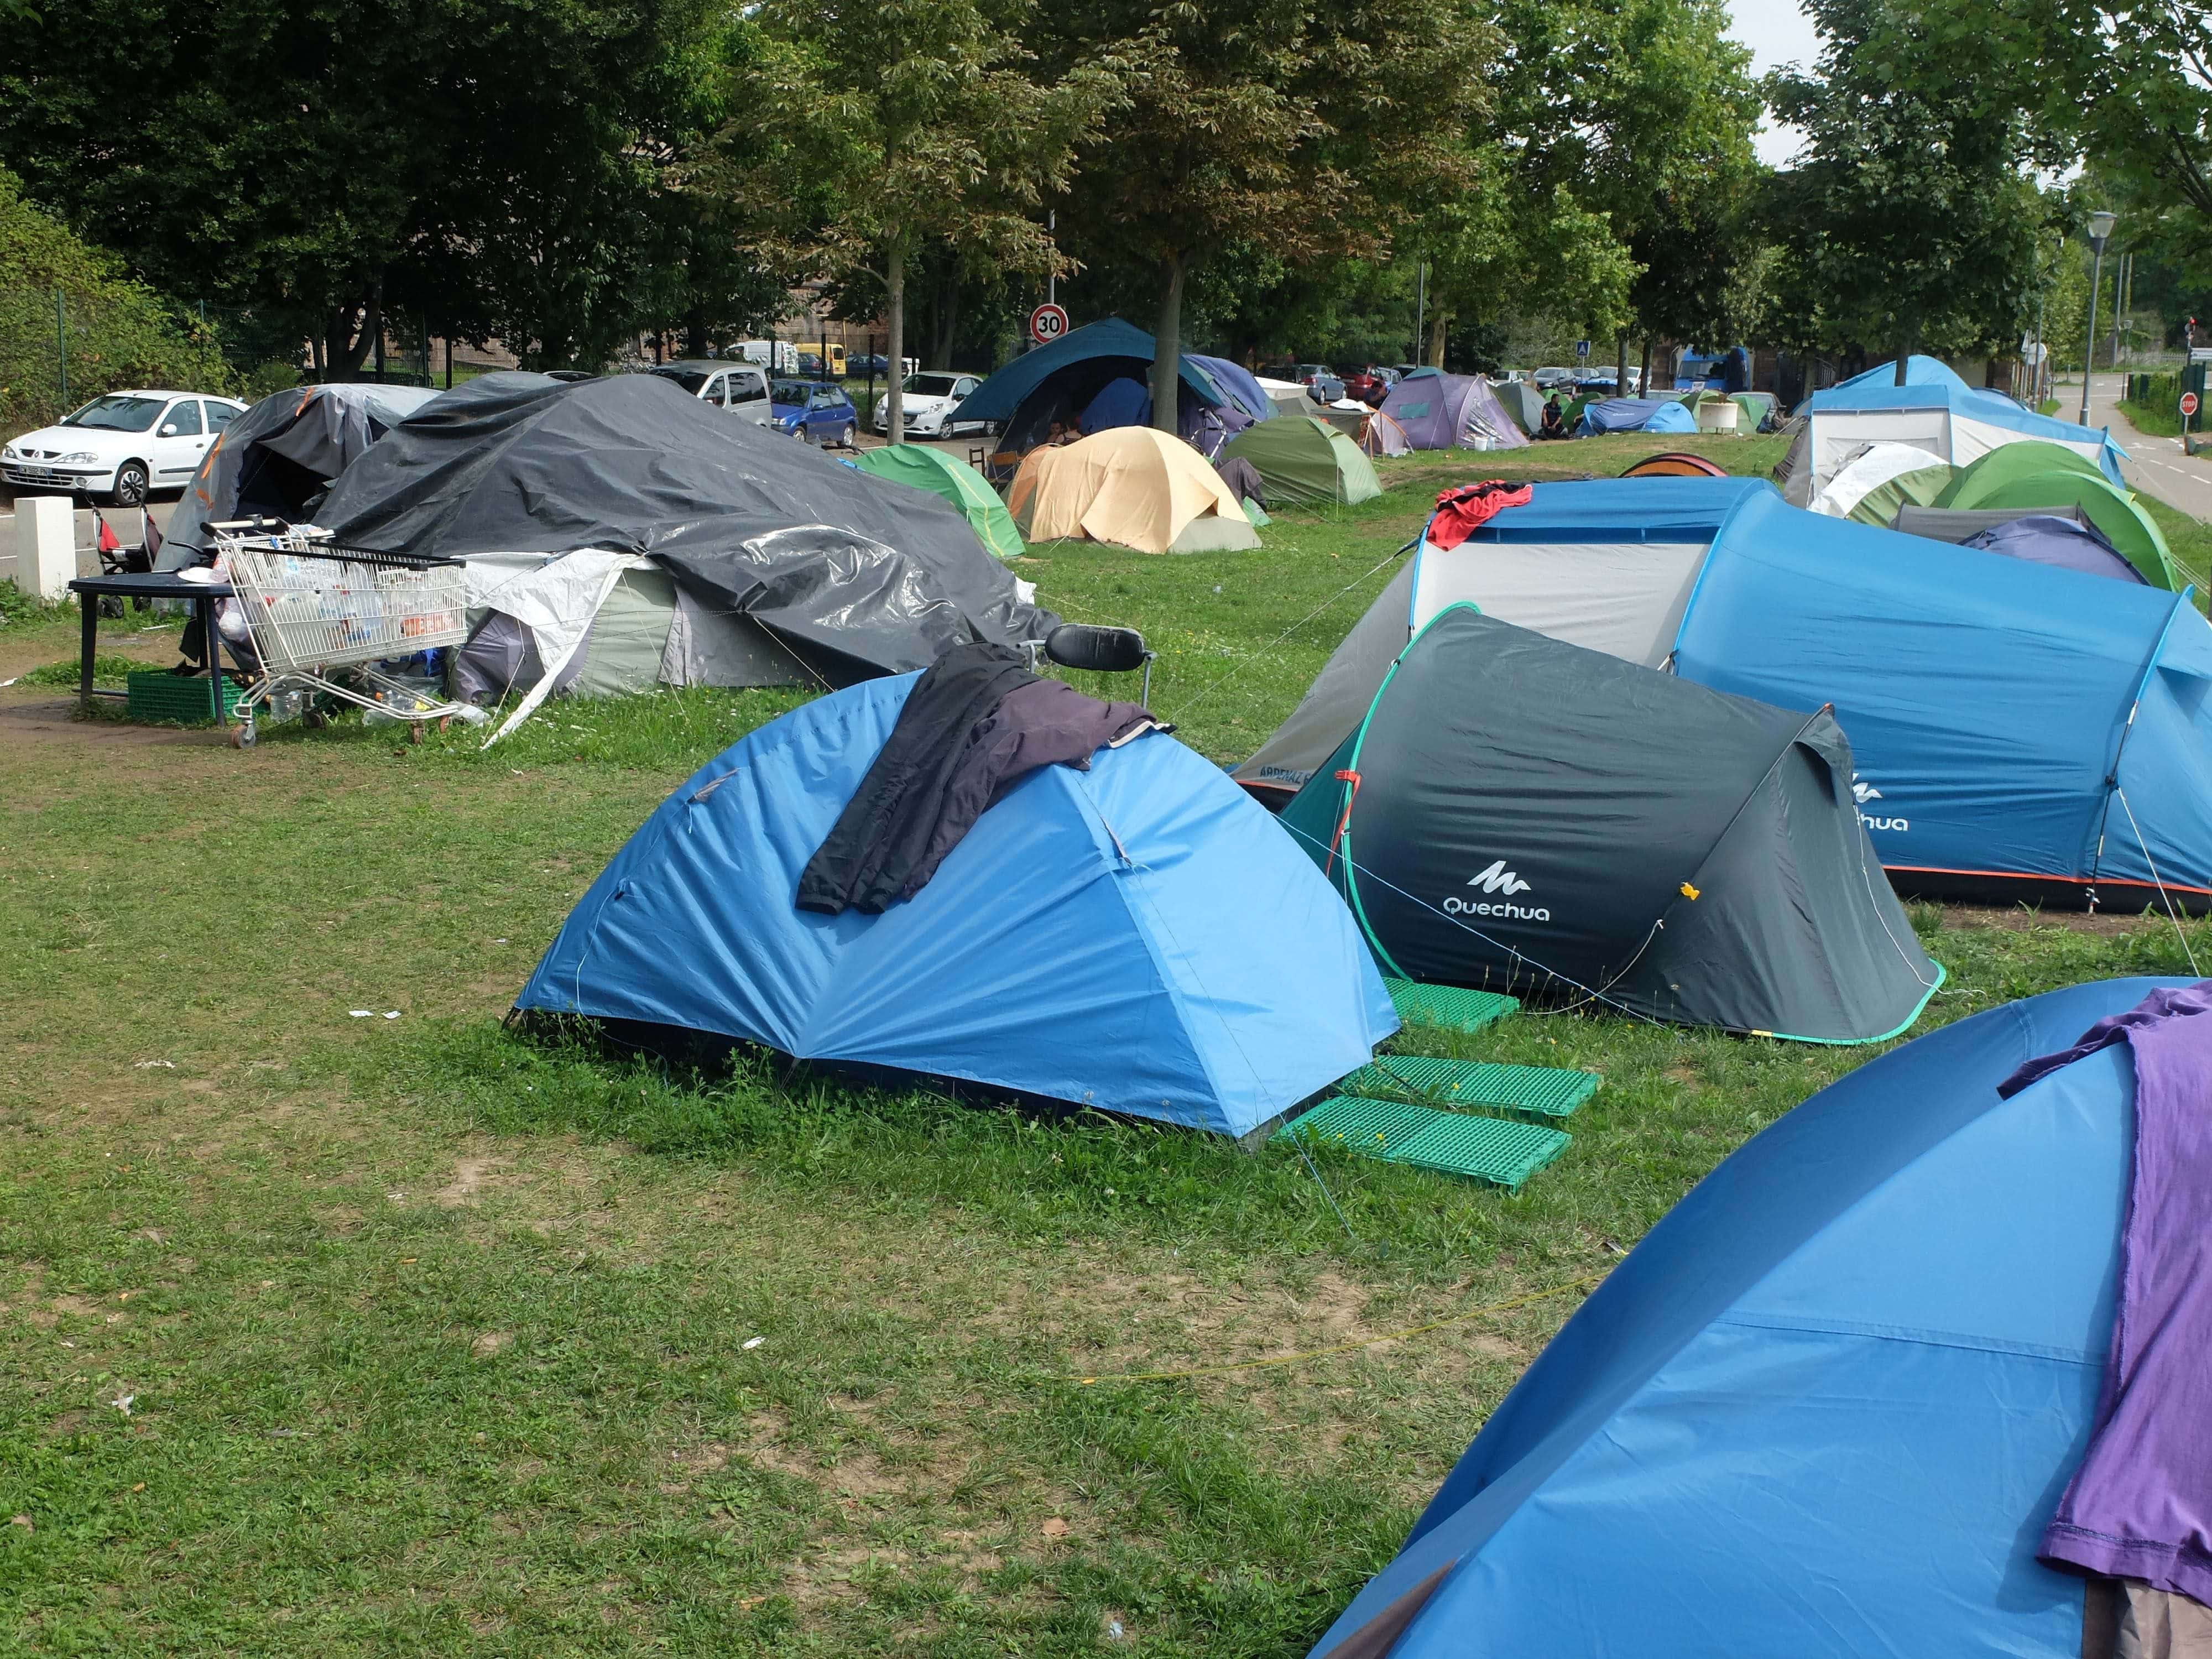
[
  {"x1": 1041, "y1": 0, "x2": 1486, "y2": 430},
  {"x1": 715, "y1": 0, "x2": 1112, "y2": 440},
  {"x1": 0, "y1": 0, "x2": 751, "y2": 375},
  {"x1": 0, "y1": 168, "x2": 232, "y2": 432},
  {"x1": 1765, "y1": 0, "x2": 2046, "y2": 379}
]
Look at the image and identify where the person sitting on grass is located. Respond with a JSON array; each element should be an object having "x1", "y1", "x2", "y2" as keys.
[{"x1": 1538, "y1": 397, "x2": 1569, "y2": 440}]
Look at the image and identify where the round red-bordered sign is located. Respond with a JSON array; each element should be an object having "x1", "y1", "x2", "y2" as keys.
[
  {"x1": 1029, "y1": 304, "x2": 1069, "y2": 346},
  {"x1": 2182, "y1": 391, "x2": 2200, "y2": 418}
]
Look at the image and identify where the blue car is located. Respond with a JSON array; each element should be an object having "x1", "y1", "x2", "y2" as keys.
[{"x1": 771, "y1": 379, "x2": 858, "y2": 447}]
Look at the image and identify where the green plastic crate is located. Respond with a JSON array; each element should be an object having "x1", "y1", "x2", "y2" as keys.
[
  {"x1": 1335, "y1": 1055, "x2": 1601, "y2": 1120},
  {"x1": 1384, "y1": 978, "x2": 1519, "y2": 1034},
  {"x1": 1277, "y1": 1095, "x2": 1571, "y2": 1191},
  {"x1": 126, "y1": 670, "x2": 244, "y2": 726}
]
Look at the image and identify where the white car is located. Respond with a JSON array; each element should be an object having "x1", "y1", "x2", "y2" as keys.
[
  {"x1": 3, "y1": 390, "x2": 248, "y2": 506},
  {"x1": 870, "y1": 372, "x2": 984, "y2": 437}
]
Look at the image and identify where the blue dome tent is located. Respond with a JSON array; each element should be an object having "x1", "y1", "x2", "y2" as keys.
[
  {"x1": 946, "y1": 319, "x2": 1253, "y2": 453},
  {"x1": 515, "y1": 675, "x2": 1397, "y2": 1139},
  {"x1": 1310, "y1": 976, "x2": 2189, "y2": 1659},
  {"x1": 1782, "y1": 355, "x2": 2126, "y2": 505},
  {"x1": 1236, "y1": 477, "x2": 2212, "y2": 911},
  {"x1": 1574, "y1": 397, "x2": 1697, "y2": 436}
]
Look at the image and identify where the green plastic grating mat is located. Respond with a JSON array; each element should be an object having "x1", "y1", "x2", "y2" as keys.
[
  {"x1": 126, "y1": 670, "x2": 245, "y2": 726},
  {"x1": 1335, "y1": 1056, "x2": 1600, "y2": 1120},
  {"x1": 1384, "y1": 978, "x2": 1519, "y2": 1034},
  {"x1": 1277, "y1": 1095, "x2": 1571, "y2": 1191}
]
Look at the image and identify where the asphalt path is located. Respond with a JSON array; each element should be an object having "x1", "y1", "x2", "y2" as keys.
[{"x1": 2075, "y1": 371, "x2": 2212, "y2": 523}]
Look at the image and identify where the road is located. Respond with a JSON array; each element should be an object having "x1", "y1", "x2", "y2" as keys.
[
  {"x1": 0, "y1": 491, "x2": 182, "y2": 587},
  {"x1": 2075, "y1": 371, "x2": 2212, "y2": 523}
]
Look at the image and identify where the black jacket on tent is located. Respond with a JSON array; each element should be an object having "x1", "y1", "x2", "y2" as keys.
[
  {"x1": 1279, "y1": 606, "x2": 1943, "y2": 1041},
  {"x1": 316, "y1": 373, "x2": 1056, "y2": 682}
]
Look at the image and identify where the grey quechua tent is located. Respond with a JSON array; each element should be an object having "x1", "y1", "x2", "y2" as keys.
[
  {"x1": 1277, "y1": 606, "x2": 1943, "y2": 1041},
  {"x1": 316, "y1": 372, "x2": 1054, "y2": 685}
]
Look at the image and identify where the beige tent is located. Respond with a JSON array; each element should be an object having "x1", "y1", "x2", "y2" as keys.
[{"x1": 1007, "y1": 427, "x2": 1260, "y2": 554}]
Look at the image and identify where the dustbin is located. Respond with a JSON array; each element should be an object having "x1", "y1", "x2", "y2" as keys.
[{"x1": 1695, "y1": 399, "x2": 1740, "y2": 434}]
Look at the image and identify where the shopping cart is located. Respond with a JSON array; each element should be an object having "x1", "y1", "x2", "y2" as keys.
[{"x1": 211, "y1": 521, "x2": 483, "y2": 748}]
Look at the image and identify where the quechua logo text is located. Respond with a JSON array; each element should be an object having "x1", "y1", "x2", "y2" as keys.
[{"x1": 1444, "y1": 859, "x2": 1550, "y2": 921}]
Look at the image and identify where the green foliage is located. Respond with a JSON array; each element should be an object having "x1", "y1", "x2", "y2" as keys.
[
  {"x1": 714, "y1": 0, "x2": 1114, "y2": 437},
  {"x1": 0, "y1": 169, "x2": 233, "y2": 434},
  {"x1": 0, "y1": 0, "x2": 772, "y2": 375},
  {"x1": 1764, "y1": 0, "x2": 2047, "y2": 367},
  {"x1": 1040, "y1": 0, "x2": 1489, "y2": 420}
]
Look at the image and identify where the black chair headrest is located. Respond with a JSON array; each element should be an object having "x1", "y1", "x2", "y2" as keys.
[{"x1": 1044, "y1": 623, "x2": 1150, "y2": 674}]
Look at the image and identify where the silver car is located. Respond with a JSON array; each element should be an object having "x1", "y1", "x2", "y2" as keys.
[{"x1": 648, "y1": 360, "x2": 773, "y2": 424}]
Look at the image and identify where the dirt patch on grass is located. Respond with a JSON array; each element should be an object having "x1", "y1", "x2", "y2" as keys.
[
  {"x1": 435, "y1": 1155, "x2": 505, "y2": 1207},
  {"x1": 1932, "y1": 900, "x2": 2182, "y2": 936}
]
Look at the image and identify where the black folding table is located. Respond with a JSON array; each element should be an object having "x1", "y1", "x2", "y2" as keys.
[{"x1": 64, "y1": 572, "x2": 237, "y2": 724}]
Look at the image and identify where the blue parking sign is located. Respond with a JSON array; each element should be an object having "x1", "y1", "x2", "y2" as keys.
[{"x1": 1575, "y1": 340, "x2": 1590, "y2": 358}]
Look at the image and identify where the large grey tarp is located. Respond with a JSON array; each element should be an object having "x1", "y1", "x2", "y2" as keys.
[
  {"x1": 1279, "y1": 605, "x2": 1943, "y2": 1041},
  {"x1": 159, "y1": 381, "x2": 446, "y2": 567},
  {"x1": 315, "y1": 373, "x2": 1057, "y2": 684}
]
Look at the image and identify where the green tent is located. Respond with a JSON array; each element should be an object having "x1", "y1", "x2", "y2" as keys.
[
  {"x1": 1222, "y1": 414, "x2": 1383, "y2": 508},
  {"x1": 1934, "y1": 441, "x2": 2107, "y2": 504},
  {"x1": 1846, "y1": 460, "x2": 1957, "y2": 528},
  {"x1": 1937, "y1": 446, "x2": 2176, "y2": 589},
  {"x1": 851, "y1": 444, "x2": 1025, "y2": 561},
  {"x1": 1495, "y1": 379, "x2": 1546, "y2": 435}
]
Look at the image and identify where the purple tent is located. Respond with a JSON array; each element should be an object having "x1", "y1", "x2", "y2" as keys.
[
  {"x1": 1964, "y1": 515, "x2": 2146, "y2": 585},
  {"x1": 1376, "y1": 371, "x2": 1531, "y2": 451}
]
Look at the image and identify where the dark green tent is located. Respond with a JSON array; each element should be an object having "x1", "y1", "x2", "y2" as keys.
[
  {"x1": 1278, "y1": 604, "x2": 1943, "y2": 1041},
  {"x1": 1220, "y1": 414, "x2": 1383, "y2": 508}
]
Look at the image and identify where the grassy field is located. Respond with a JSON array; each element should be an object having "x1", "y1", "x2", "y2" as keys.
[{"x1": 4, "y1": 430, "x2": 2208, "y2": 1657}]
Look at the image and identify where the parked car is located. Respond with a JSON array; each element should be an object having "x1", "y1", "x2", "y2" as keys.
[
  {"x1": 869, "y1": 371, "x2": 986, "y2": 437},
  {"x1": 848, "y1": 353, "x2": 890, "y2": 378},
  {"x1": 648, "y1": 360, "x2": 773, "y2": 424},
  {"x1": 2, "y1": 389, "x2": 248, "y2": 506},
  {"x1": 1532, "y1": 366, "x2": 1575, "y2": 389},
  {"x1": 1340, "y1": 367, "x2": 1394, "y2": 405},
  {"x1": 771, "y1": 379, "x2": 858, "y2": 446},
  {"x1": 1292, "y1": 363, "x2": 1346, "y2": 404}
]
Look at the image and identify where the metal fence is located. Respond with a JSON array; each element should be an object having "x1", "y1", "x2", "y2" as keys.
[{"x1": 2, "y1": 287, "x2": 305, "y2": 435}]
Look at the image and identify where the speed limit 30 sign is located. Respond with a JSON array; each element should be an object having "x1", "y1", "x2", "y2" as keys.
[{"x1": 1029, "y1": 303, "x2": 1069, "y2": 346}]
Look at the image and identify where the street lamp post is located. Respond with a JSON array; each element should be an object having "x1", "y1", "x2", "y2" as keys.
[{"x1": 2080, "y1": 210, "x2": 2117, "y2": 426}]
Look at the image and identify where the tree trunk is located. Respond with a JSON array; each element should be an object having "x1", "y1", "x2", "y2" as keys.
[
  {"x1": 930, "y1": 270, "x2": 960, "y2": 369},
  {"x1": 686, "y1": 309, "x2": 708, "y2": 358},
  {"x1": 1425, "y1": 310, "x2": 1450, "y2": 367},
  {"x1": 1150, "y1": 251, "x2": 1185, "y2": 434},
  {"x1": 1894, "y1": 322, "x2": 1916, "y2": 386},
  {"x1": 1637, "y1": 338, "x2": 1652, "y2": 398},
  {"x1": 1615, "y1": 332, "x2": 1629, "y2": 394},
  {"x1": 886, "y1": 241, "x2": 907, "y2": 444}
]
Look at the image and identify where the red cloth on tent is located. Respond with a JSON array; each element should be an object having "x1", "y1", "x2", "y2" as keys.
[{"x1": 1428, "y1": 481, "x2": 1533, "y2": 549}]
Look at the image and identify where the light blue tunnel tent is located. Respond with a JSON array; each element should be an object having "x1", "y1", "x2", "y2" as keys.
[
  {"x1": 1311, "y1": 975, "x2": 2184, "y2": 1659},
  {"x1": 515, "y1": 675, "x2": 1398, "y2": 1139}
]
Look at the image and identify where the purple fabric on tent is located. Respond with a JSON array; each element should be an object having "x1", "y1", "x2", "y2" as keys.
[
  {"x1": 1376, "y1": 372, "x2": 1530, "y2": 451},
  {"x1": 1964, "y1": 515, "x2": 2145, "y2": 585},
  {"x1": 1998, "y1": 980, "x2": 2212, "y2": 1607}
]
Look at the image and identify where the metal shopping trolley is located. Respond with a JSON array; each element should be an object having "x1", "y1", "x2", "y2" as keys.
[{"x1": 211, "y1": 521, "x2": 483, "y2": 748}]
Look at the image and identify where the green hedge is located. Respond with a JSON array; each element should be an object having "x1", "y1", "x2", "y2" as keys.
[{"x1": 1, "y1": 168, "x2": 236, "y2": 435}]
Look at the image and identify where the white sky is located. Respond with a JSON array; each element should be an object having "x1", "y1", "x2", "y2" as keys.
[{"x1": 1723, "y1": 0, "x2": 1822, "y2": 167}]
